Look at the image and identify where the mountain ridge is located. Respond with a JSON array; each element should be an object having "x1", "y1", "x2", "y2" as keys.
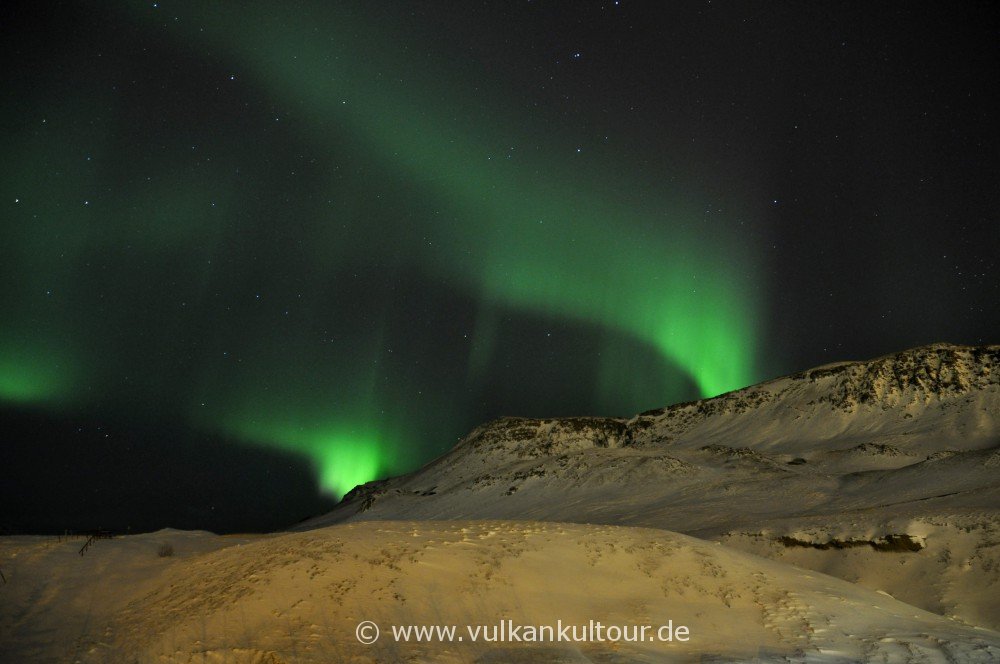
[{"x1": 330, "y1": 342, "x2": 1000, "y2": 512}]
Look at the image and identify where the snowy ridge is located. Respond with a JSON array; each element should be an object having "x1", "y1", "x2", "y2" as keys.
[
  {"x1": 325, "y1": 343, "x2": 1000, "y2": 514},
  {"x1": 637, "y1": 342, "x2": 1000, "y2": 453}
]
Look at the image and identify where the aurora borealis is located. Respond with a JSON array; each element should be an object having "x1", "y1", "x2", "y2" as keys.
[{"x1": 3, "y1": 1, "x2": 997, "y2": 532}]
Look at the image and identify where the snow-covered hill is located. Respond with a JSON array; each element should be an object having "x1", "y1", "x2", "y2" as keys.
[
  {"x1": 3, "y1": 521, "x2": 1000, "y2": 663},
  {"x1": 298, "y1": 344, "x2": 1000, "y2": 629}
]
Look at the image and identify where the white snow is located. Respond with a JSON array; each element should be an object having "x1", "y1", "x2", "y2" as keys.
[{"x1": 2, "y1": 521, "x2": 999, "y2": 662}]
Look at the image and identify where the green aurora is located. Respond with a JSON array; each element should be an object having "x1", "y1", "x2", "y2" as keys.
[{"x1": 1, "y1": 2, "x2": 761, "y2": 497}]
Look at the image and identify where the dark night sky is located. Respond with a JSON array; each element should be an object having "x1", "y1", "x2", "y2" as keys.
[{"x1": 2, "y1": 1, "x2": 997, "y2": 534}]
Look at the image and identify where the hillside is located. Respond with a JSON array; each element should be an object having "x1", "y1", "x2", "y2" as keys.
[
  {"x1": 3, "y1": 522, "x2": 999, "y2": 662},
  {"x1": 297, "y1": 344, "x2": 1000, "y2": 629}
]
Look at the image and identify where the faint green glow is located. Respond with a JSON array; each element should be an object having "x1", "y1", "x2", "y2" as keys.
[
  {"x1": 467, "y1": 300, "x2": 501, "y2": 384},
  {"x1": 0, "y1": 356, "x2": 72, "y2": 405},
  {"x1": 0, "y1": 363, "x2": 62, "y2": 403}
]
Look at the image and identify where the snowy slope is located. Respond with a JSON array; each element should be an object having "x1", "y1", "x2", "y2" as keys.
[
  {"x1": 3, "y1": 521, "x2": 999, "y2": 663},
  {"x1": 297, "y1": 344, "x2": 1000, "y2": 629}
]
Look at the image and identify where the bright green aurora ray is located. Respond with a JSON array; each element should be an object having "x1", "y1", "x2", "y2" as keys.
[{"x1": 223, "y1": 419, "x2": 385, "y2": 499}]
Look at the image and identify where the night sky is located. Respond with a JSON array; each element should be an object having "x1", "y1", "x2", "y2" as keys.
[{"x1": 2, "y1": 1, "x2": 997, "y2": 534}]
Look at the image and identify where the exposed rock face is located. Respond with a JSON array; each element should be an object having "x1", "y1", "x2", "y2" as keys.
[
  {"x1": 296, "y1": 343, "x2": 1000, "y2": 629},
  {"x1": 465, "y1": 416, "x2": 633, "y2": 458},
  {"x1": 428, "y1": 344, "x2": 1000, "y2": 464},
  {"x1": 724, "y1": 344, "x2": 991, "y2": 403},
  {"x1": 820, "y1": 344, "x2": 999, "y2": 408},
  {"x1": 631, "y1": 343, "x2": 1000, "y2": 453}
]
